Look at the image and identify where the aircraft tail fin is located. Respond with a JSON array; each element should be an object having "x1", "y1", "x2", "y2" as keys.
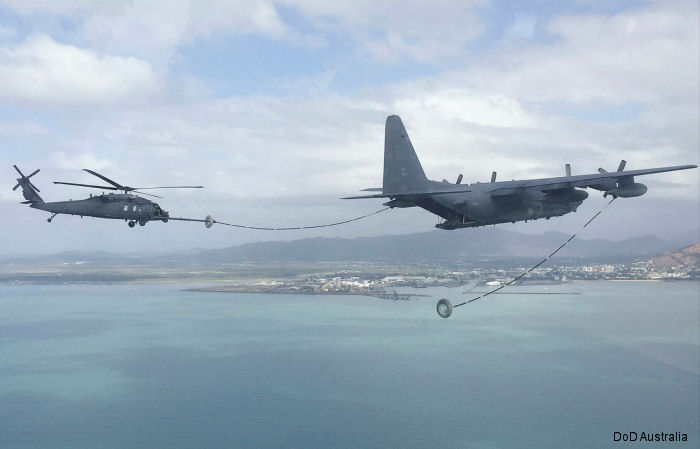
[
  {"x1": 12, "y1": 165, "x2": 44, "y2": 204},
  {"x1": 383, "y1": 115, "x2": 429, "y2": 194},
  {"x1": 342, "y1": 116, "x2": 472, "y2": 200}
]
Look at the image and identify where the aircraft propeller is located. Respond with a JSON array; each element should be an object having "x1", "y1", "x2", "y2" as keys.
[{"x1": 597, "y1": 159, "x2": 627, "y2": 174}]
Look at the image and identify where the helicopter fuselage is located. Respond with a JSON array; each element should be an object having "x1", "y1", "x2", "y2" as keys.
[
  {"x1": 32, "y1": 193, "x2": 169, "y2": 225},
  {"x1": 13, "y1": 165, "x2": 213, "y2": 228}
]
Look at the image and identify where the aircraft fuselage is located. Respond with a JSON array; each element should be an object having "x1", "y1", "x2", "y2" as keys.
[{"x1": 394, "y1": 180, "x2": 589, "y2": 229}]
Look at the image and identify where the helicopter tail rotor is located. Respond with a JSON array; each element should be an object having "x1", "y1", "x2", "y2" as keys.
[
  {"x1": 12, "y1": 165, "x2": 44, "y2": 203},
  {"x1": 13, "y1": 165, "x2": 41, "y2": 191}
]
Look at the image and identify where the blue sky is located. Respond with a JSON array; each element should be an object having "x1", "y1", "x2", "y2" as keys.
[{"x1": 0, "y1": 0, "x2": 697, "y2": 255}]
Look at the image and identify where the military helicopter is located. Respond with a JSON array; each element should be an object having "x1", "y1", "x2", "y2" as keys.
[{"x1": 13, "y1": 165, "x2": 214, "y2": 228}]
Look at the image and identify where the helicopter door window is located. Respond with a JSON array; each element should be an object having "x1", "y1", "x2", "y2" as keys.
[
  {"x1": 123, "y1": 205, "x2": 128, "y2": 211},
  {"x1": 132, "y1": 205, "x2": 137, "y2": 211}
]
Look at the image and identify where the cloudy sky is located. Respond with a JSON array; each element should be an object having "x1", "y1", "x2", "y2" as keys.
[{"x1": 0, "y1": 0, "x2": 698, "y2": 255}]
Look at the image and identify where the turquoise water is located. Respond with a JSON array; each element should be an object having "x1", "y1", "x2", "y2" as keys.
[{"x1": 0, "y1": 281, "x2": 698, "y2": 448}]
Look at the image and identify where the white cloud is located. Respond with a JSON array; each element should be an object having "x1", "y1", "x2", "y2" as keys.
[
  {"x1": 281, "y1": 0, "x2": 486, "y2": 63},
  {"x1": 0, "y1": 120, "x2": 48, "y2": 137},
  {"x1": 50, "y1": 152, "x2": 113, "y2": 171},
  {"x1": 0, "y1": 0, "x2": 94, "y2": 15},
  {"x1": 0, "y1": 34, "x2": 160, "y2": 104},
  {"x1": 1, "y1": 3, "x2": 695, "y2": 198},
  {"x1": 80, "y1": 0, "x2": 290, "y2": 61},
  {"x1": 458, "y1": 3, "x2": 699, "y2": 106},
  {"x1": 3, "y1": 0, "x2": 291, "y2": 62},
  {"x1": 187, "y1": 0, "x2": 289, "y2": 39},
  {"x1": 80, "y1": 0, "x2": 191, "y2": 62},
  {"x1": 393, "y1": 90, "x2": 537, "y2": 129},
  {"x1": 1, "y1": 0, "x2": 481, "y2": 66}
]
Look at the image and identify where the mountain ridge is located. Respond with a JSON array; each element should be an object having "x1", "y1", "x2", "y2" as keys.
[
  {"x1": 183, "y1": 228, "x2": 674, "y2": 264},
  {"x1": 2, "y1": 228, "x2": 688, "y2": 265}
]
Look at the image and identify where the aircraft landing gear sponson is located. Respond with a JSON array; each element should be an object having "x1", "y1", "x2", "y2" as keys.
[{"x1": 128, "y1": 221, "x2": 136, "y2": 228}]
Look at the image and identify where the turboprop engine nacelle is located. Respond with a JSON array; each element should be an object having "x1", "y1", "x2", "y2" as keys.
[{"x1": 604, "y1": 182, "x2": 647, "y2": 198}]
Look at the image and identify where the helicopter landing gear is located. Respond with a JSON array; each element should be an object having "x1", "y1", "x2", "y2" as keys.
[
  {"x1": 47, "y1": 213, "x2": 58, "y2": 223},
  {"x1": 128, "y1": 221, "x2": 136, "y2": 228}
]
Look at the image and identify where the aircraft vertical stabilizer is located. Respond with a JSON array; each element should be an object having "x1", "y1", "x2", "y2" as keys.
[{"x1": 383, "y1": 115, "x2": 429, "y2": 194}]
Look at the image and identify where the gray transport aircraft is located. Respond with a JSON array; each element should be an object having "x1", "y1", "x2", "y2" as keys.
[
  {"x1": 344, "y1": 115, "x2": 697, "y2": 229},
  {"x1": 13, "y1": 166, "x2": 214, "y2": 228}
]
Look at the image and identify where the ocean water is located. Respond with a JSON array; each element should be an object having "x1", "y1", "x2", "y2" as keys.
[{"x1": 0, "y1": 281, "x2": 697, "y2": 449}]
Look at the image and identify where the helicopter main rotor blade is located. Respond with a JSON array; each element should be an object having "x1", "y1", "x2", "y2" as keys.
[
  {"x1": 132, "y1": 186, "x2": 204, "y2": 190},
  {"x1": 54, "y1": 181, "x2": 119, "y2": 190},
  {"x1": 132, "y1": 190, "x2": 163, "y2": 198},
  {"x1": 82, "y1": 169, "x2": 125, "y2": 190}
]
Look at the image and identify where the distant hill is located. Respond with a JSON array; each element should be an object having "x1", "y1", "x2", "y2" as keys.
[
  {"x1": 3, "y1": 228, "x2": 684, "y2": 266},
  {"x1": 186, "y1": 228, "x2": 674, "y2": 265},
  {"x1": 651, "y1": 242, "x2": 700, "y2": 269}
]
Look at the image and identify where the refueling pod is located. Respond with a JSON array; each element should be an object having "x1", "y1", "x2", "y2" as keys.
[{"x1": 604, "y1": 182, "x2": 647, "y2": 198}]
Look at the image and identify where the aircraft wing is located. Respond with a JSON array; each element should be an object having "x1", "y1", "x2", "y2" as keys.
[
  {"x1": 487, "y1": 164, "x2": 696, "y2": 195},
  {"x1": 342, "y1": 187, "x2": 472, "y2": 200}
]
